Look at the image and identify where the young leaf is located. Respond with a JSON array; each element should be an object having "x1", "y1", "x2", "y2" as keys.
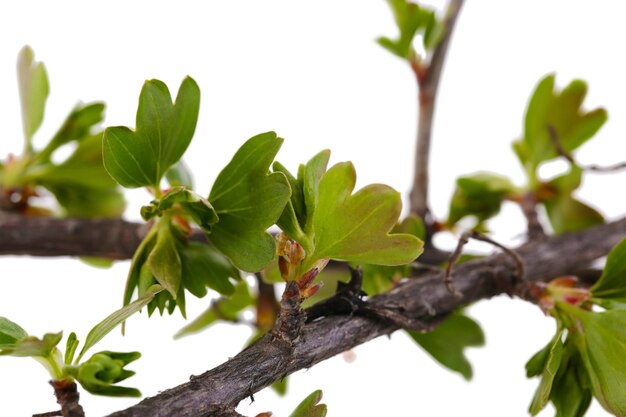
[
  {"x1": 35, "y1": 134, "x2": 126, "y2": 217},
  {"x1": 0, "y1": 332, "x2": 62, "y2": 358},
  {"x1": 180, "y1": 242, "x2": 239, "y2": 297},
  {"x1": 550, "y1": 343, "x2": 592, "y2": 417},
  {"x1": 513, "y1": 74, "x2": 607, "y2": 180},
  {"x1": 73, "y1": 351, "x2": 141, "y2": 397},
  {"x1": 77, "y1": 285, "x2": 162, "y2": 363},
  {"x1": 289, "y1": 389, "x2": 327, "y2": 417},
  {"x1": 141, "y1": 186, "x2": 218, "y2": 231},
  {"x1": 208, "y1": 132, "x2": 291, "y2": 272},
  {"x1": 103, "y1": 77, "x2": 200, "y2": 188},
  {"x1": 65, "y1": 332, "x2": 79, "y2": 365},
  {"x1": 528, "y1": 328, "x2": 564, "y2": 415},
  {"x1": 407, "y1": 313, "x2": 485, "y2": 381},
  {"x1": 17, "y1": 46, "x2": 49, "y2": 147},
  {"x1": 301, "y1": 150, "x2": 331, "y2": 234},
  {"x1": 0, "y1": 317, "x2": 28, "y2": 346},
  {"x1": 446, "y1": 172, "x2": 517, "y2": 228},
  {"x1": 559, "y1": 303, "x2": 626, "y2": 416},
  {"x1": 147, "y1": 221, "x2": 182, "y2": 298},
  {"x1": 590, "y1": 236, "x2": 626, "y2": 304},
  {"x1": 377, "y1": 0, "x2": 442, "y2": 60},
  {"x1": 38, "y1": 102, "x2": 105, "y2": 161},
  {"x1": 306, "y1": 162, "x2": 423, "y2": 269}
]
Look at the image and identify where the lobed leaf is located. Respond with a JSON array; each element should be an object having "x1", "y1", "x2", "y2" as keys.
[
  {"x1": 528, "y1": 328, "x2": 564, "y2": 415},
  {"x1": 103, "y1": 77, "x2": 200, "y2": 188},
  {"x1": 147, "y1": 221, "x2": 182, "y2": 298},
  {"x1": 513, "y1": 74, "x2": 607, "y2": 180},
  {"x1": 407, "y1": 313, "x2": 485, "y2": 381},
  {"x1": 307, "y1": 161, "x2": 422, "y2": 269},
  {"x1": 179, "y1": 242, "x2": 240, "y2": 297},
  {"x1": 208, "y1": 132, "x2": 291, "y2": 272},
  {"x1": 0, "y1": 332, "x2": 62, "y2": 358}
]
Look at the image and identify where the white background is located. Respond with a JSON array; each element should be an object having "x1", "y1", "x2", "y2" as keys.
[{"x1": 1, "y1": 1, "x2": 625, "y2": 416}]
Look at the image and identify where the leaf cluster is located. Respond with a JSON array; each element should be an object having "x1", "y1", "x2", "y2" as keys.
[{"x1": 0, "y1": 46, "x2": 124, "y2": 218}]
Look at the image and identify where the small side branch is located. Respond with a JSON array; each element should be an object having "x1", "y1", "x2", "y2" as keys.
[
  {"x1": 409, "y1": 0, "x2": 465, "y2": 224},
  {"x1": 547, "y1": 124, "x2": 626, "y2": 173},
  {"x1": 520, "y1": 192, "x2": 546, "y2": 240},
  {"x1": 445, "y1": 231, "x2": 525, "y2": 295}
]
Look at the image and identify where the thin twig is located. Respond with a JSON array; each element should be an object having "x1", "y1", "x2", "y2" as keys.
[
  {"x1": 409, "y1": 0, "x2": 465, "y2": 225},
  {"x1": 547, "y1": 124, "x2": 626, "y2": 172},
  {"x1": 445, "y1": 231, "x2": 525, "y2": 295}
]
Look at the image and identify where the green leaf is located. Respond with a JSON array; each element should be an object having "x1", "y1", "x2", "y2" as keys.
[
  {"x1": 77, "y1": 285, "x2": 162, "y2": 363},
  {"x1": 377, "y1": 0, "x2": 441, "y2": 60},
  {"x1": 0, "y1": 332, "x2": 62, "y2": 358},
  {"x1": 301, "y1": 150, "x2": 331, "y2": 235},
  {"x1": 147, "y1": 220, "x2": 182, "y2": 298},
  {"x1": 65, "y1": 332, "x2": 79, "y2": 365},
  {"x1": 513, "y1": 74, "x2": 607, "y2": 180},
  {"x1": 272, "y1": 378, "x2": 288, "y2": 396},
  {"x1": 208, "y1": 132, "x2": 291, "y2": 272},
  {"x1": 551, "y1": 343, "x2": 592, "y2": 417},
  {"x1": 289, "y1": 389, "x2": 327, "y2": 417},
  {"x1": 103, "y1": 77, "x2": 200, "y2": 188},
  {"x1": 407, "y1": 313, "x2": 485, "y2": 381},
  {"x1": 544, "y1": 196, "x2": 604, "y2": 234},
  {"x1": 590, "y1": 237, "x2": 626, "y2": 304},
  {"x1": 306, "y1": 162, "x2": 422, "y2": 269},
  {"x1": 73, "y1": 351, "x2": 141, "y2": 397},
  {"x1": 528, "y1": 328, "x2": 564, "y2": 415},
  {"x1": 17, "y1": 46, "x2": 49, "y2": 147},
  {"x1": 0, "y1": 317, "x2": 28, "y2": 347},
  {"x1": 141, "y1": 186, "x2": 218, "y2": 232},
  {"x1": 36, "y1": 134, "x2": 125, "y2": 217},
  {"x1": 446, "y1": 173, "x2": 517, "y2": 228},
  {"x1": 38, "y1": 102, "x2": 105, "y2": 161},
  {"x1": 559, "y1": 303, "x2": 626, "y2": 416},
  {"x1": 174, "y1": 281, "x2": 253, "y2": 339},
  {"x1": 180, "y1": 241, "x2": 240, "y2": 297},
  {"x1": 394, "y1": 214, "x2": 426, "y2": 240},
  {"x1": 166, "y1": 160, "x2": 194, "y2": 188}
]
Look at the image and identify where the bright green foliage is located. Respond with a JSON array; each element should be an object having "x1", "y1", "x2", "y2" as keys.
[
  {"x1": 208, "y1": 132, "x2": 291, "y2": 272},
  {"x1": 307, "y1": 162, "x2": 422, "y2": 269},
  {"x1": 527, "y1": 328, "x2": 564, "y2": 415},
  {"x1": 141, "y1": 186, "x2": 218, "y2": 231},
  {"x1": 174, "y1": 281, "x2": 253, "y2": 339},
  {"x1": 0, "y1": 330, "x2": 62, "y2": 359},
  {"x1": 70, "y1": 351, "x2": 141, "y2": 397},
  {"x1": 103, "y1": 77, "x2": 200, "y2": 188},
  {"x1": 179, "y1": 242, "x2": 240, "y2": 297},
  {"x1": 148, "y1": 220, "x2": 183, "y2": 299},
  {"x1": 407, "y1": 313, "x2": 485, "y2": 380},
  {"x1": 289, "y1": 390, "x2": 327, "y2": 417},
  {"x1": 1, "y1": 47, "x2": 125, "y2": 218},
  {"x1": 378, "y1": 0, "x2": 444, "y2": 60},
  {"x1": 34, "y1": 133, "x2": 126, "y2": 217},
  {"x1": 17, "y1": 45, "x2": 49, "y2": 151},
  {"x1": 513, "y1": 74, "x2": 607, "y2": 184},
  {"x1": 528, "y1": 240, "x2": 626, "y2": 417},
  {"x1": 591, "y1": 236, "x2": 626, "y2": 305},
  {"x1": 558, "y1": 304, "x2": 626, "y2": 416},
  {"x1": 446, "y1": 173, "x2": 518, "y2": 229},
  {"x1": 77, "y1": 285, "x2": 161, "y2": 363},
  {"x1": 0, "y1": 317, "x2": 28, "y2": 346}
]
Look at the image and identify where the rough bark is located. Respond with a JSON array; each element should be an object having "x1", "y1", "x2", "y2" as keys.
[{"x1": 102, "y1": 217, "x2": 626, "y2": 417}]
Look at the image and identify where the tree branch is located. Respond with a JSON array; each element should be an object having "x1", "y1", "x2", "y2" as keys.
[
  {"x1": 409, "y1": 0, "x2": 465, "y2": 223},
  {"x1": 103, "y1": 217, "x2": 626, "y2": 417}
]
